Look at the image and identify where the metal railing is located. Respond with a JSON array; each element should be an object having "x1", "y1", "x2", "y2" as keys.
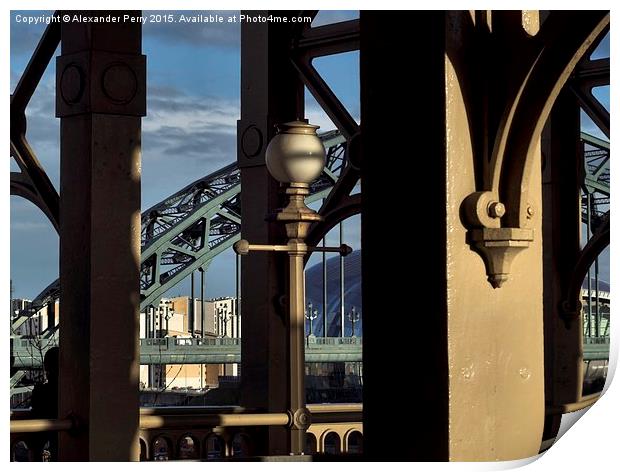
[
  {"x1": 140, "y1": 337, "x2": 241, "y2": 348},
  {"x1": 307, "y1": 336, "x2": 363, "y2": 345},
  {"x1": 10, "y1": 404, "x2": 363, "y2": 461},
  {"x1": 13, "y1": 337, "x2": 365, "y2": 367}
]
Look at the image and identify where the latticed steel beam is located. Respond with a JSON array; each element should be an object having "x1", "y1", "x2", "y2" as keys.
[
  {"x1": 288, "y1": 16, "x2": 362, "y2": 248},
  {"x1": 570, "y1": 25, "x2": 610, "y2": 138},
  {"x1": 139, "y1": 131, "x2": 345, "y2": 309},
  {"x1": 16, "y1": 132, "x2": 346, "y2": 326},
  {"x1": 15, "y1": 11, "x2": 359, "y2": 327},
  {"x1": 293, "y1": 19, "x2": 360, "y2": 58},
  {"x1": 12, "y1": 336, "x2": 365, "y2": 368},
  {"x1": 580, "y1": 132, "x2": 609, "y2": 232}
]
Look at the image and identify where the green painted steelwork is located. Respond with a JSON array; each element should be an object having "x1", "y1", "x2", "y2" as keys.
[
  {"x1": 17, "y1": 131, "x2": 347, "y2": 324},
  {"x1": 12, "y1": 336, "x2": 363, "y2": 367}
]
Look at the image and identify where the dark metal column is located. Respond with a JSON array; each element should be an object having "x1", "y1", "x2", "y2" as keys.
[
  {"x1": 339, "y1": 222, "x2": 345, "y2": 336},
  {"x1": 360, "y1": 11, "x2": 449, "y2": 460},
  {"x1": 200, "y1": 267, "x2": 205, "y2": 338},
  {"x1": 322, "y1": 207, "x2": 328, "y2": 336},
  {"x1": 236, "y1": 253, "x2": 241, "y2": 338},
  {"x1": 47, "y1": 299, "x2": 56, "y2": 333},
  {"x1": 145, "y1": 309, "x2": 150, "y2": 338},
  {"x1": 586, "y1": 193, "x2": 592, "y2": 337},
  {"x1": 190, "y1": 271, "x2": 195, "y2": 336},
  {"x1": 238, "y1": 11, "x2": 304, "y2": 455},
  {"x1": 594, "y1": 257, "x2": 600, "y2": 337},
  {"x1": 57, "y1": 10, "x2": 145, "y2": 461},
  {"x1": 541, "y1": 89, "x2": 583, "y2": 444}
]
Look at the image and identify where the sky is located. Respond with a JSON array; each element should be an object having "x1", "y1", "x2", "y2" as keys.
[
  {"x1": 9, "y1": 10, "x2": 361, "y2": 300},
  {"x1": 9, "y1": 12, "x2": 609, "y2": 301}
]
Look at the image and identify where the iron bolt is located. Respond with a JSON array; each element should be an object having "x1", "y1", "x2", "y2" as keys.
[
  {"x1": 488, "y1": 201, "x2": 505, "y2": 219},
  {"x1": 526, "y1": 206, "x2": 535, "y2": 218}
]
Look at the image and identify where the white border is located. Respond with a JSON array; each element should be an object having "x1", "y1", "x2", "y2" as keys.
[{"x1": 3, "y1": 2, "x2": 617, "y2": 470}]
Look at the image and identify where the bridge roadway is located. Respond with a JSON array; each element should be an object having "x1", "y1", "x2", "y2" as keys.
[
  {"x1": 11, "y1": 336, "x2": 364, "y2": 368},
  {"x1": 11, "y1": 336, "x2": 611, "y2": 368}
]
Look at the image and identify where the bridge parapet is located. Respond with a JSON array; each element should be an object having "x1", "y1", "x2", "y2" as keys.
[{"x1": 10, "y1": 404, "x2": 363, "y2": 460}]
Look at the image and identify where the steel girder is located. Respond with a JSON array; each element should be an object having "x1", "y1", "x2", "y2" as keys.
[
  {"x1": 16, "y1": 131, "x2": 346, "y2": 326},
  {"x1": 13, "y1": 335, "x2": 611, "y2": 369},
  {"x1": 581, "y1": 132, "x2": 609, "y2": 231},
  {"x1": 13, "y1": 10, "x2": 357, "y2": 325},
  {"x1": 12, "y1": 336, "x2": 364, "y2": 368},
  {"x1": 10, "y1": 17, "x2": 60, "y2": 232},
  {"x1": 571, "y1": 30, "x2": 610, "y2": 234},
  {"x1": 559, "y1": 28, "x2": 610, "y2": 327},
  {"x1": 290, "y1": 14, "x2": 363, "y2": 247},
  {"x1": 139, "y1": 130, "x2": 346, "y2": 309}
]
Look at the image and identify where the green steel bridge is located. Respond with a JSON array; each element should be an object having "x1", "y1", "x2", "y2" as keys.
[
  {"x1": 11, "y1": 335, "x2": 611, "y2": 370},
  {"x1": 11, "y1": 132, "x2": 610, "y2": 373}
]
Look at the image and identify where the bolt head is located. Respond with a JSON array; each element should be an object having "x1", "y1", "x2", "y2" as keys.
[{"x1": 488, "y1": 201, "x2": 506, "y2": 219}]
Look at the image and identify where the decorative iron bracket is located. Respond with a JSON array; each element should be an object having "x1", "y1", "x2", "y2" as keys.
[
  {"x1": 467, "y1": 227, "x2": 534, "y2": 288},
  {"x1": 460, "y1": 12, "x2": 608, "y2": 288}
]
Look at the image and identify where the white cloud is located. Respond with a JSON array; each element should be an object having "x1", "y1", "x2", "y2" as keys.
[
  {"x1": 11, "y1": 221, "x2": 50, "y2": 231},
  {"x1": 144, "y1": 92, "x2": 239, "y2": 137}
]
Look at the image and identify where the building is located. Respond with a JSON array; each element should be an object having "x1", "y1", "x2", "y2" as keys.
[
  {"x1": 139, "y1": 296, "x2": 240, "y2": 390},
  {"x1": 11, "y1": 300, "x2": 59, "y2": 338}
]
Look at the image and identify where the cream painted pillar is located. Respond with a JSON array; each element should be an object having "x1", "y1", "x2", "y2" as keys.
[{"x1": 444, "y1": 40, "x2": 544, "y2": 462}]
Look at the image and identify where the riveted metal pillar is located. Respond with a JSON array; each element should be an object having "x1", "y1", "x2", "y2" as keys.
[
  {"x1": 237, "y1": 11, "x2": 304, "y2": 455},
  {"x1": 541, "y1": 89, "x2": 583, "y2": 443},
  {"x1": 361, "y1": 11, "x2": 546, "y2": 461},
  {"x1": 57, "y1": 11, "x2": 144, "y2": 461}
]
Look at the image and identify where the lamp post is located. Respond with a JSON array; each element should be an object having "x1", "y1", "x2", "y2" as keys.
[
  {"x1": 234, "y1": 120, "x2": 351, "y2": 455},
  {"x1": 347, "y1": 306, "x2": 360, "y2": 337},
  {"x1": 216, "y1": 305, "x2": 232, "y2": 338},
  {"x1": 163, "y1": 300, "x2": 174, "y2": 336},
  {"x1": 305, "y1": 302, "x2": 319, "y2": 338}
]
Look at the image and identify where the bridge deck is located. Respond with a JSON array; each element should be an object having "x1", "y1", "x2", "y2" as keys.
[
  {"x1": 11, "y1": 336, "x2": 364, "y2": 367},
  {"x1": 12, "y1": 336, "x2": 610, "y2": 367}
]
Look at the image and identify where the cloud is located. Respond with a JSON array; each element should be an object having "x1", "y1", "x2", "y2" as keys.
[
  {"x1": 10, "y1": 11, "x2": 54, "y2": 56},
  {"x1": 140, "y1": 86, "x2": 240, "y2": 207},
  {"x1": 143, "y1": 88, "x2": 238, "y2": 163},
  {"x1": 11, "y1": 221, "x2": 50, "y2": 231},
  {"x1": 145, "y1": 91, "x2": 238, "y2": 136}
]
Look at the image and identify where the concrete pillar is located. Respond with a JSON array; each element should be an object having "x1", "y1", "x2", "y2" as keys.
[
  {"x1": 361, "y1": 11, "x2": 545, "y2": 460},
  {"x1": 57, "y1": 11, "x2": 145, "y2": 461},
  {"x1": 238, "y1": 12, "x2": 304, "y2": 455}
]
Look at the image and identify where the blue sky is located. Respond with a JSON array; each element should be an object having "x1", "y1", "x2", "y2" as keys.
[
  {"x1": 9, "y1": 13, "x2": 609, "y2": 301},
  {"x1": 10, "y1": 10, "x2": 360, "y2": 300}
]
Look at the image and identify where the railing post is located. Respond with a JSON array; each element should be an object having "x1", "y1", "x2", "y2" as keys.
[{"x1": 57, "y1": 11, "x2": 145, "y2": 461}]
